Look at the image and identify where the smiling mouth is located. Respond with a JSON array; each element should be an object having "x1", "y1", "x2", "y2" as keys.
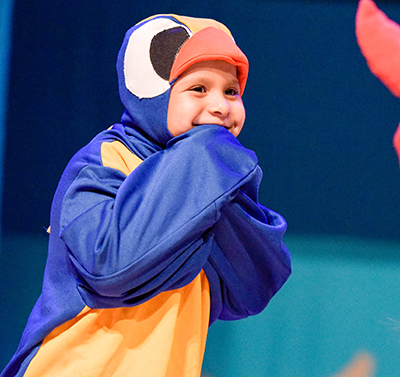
[{"x1": 193, "y1": 123, "x2": 229, "y2": 128}]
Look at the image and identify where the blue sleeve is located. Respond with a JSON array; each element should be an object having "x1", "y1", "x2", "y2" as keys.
[
  {"x1": 204, "y1": 167, "x2": 291, "y2": 324},
  {"x1": 58, "y1": 125, "x2": 260, "y2": 308}
]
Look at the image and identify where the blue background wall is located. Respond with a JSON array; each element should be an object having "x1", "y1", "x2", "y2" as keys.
[
  {"x1": 0, "y1": 0, "x2": 13, "y2": 237},
  {"x1": 1, "y1": 0, "x2": 400, "y2": 376},
  {"x1": 0, "y1": 0, "x2": 14, "y2": 366}
]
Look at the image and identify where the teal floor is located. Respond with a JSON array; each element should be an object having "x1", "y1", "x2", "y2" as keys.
[{"x1": 1, "y1": 233, "x2": 400, "y2": 376}]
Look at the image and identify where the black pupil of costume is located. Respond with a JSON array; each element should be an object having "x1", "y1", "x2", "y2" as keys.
[{"x1": 150, "y1": 26, "x2": 190, "y2": 80}]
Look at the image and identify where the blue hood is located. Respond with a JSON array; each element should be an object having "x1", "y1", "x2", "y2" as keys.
[{"x1": 116, "y1": 14, "x2": 249, "y2": 148}]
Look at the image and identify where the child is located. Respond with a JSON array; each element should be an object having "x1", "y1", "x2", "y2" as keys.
[{"x1": 1, "y1": 14, "x2": 291, "y2": 377}]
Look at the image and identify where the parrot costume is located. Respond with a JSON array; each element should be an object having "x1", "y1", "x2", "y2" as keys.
[
  {"x1": 1, "y1": 15, "x2": 291, "y2": 377},
  {"x1": 356, "y1": 0, "x2": 400, "y2": 165}
]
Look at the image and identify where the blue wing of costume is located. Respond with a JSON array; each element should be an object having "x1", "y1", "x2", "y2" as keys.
[{"x1": 59, "y1": 124, "x2": 273, "y2": 308}]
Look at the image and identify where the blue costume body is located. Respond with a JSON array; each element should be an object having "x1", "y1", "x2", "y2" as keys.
[{"x1": 1, "y1": 15, "x2": 291, "y2": 377}]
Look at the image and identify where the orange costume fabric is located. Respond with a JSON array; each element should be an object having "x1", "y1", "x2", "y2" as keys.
[{"x1": 356, "y1": 0, "x2": 400, "y2": 165}]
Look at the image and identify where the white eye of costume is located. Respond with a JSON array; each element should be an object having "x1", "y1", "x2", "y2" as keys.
[{"x1": 124, "y1": 17, "x2": 192, "y2": 99}]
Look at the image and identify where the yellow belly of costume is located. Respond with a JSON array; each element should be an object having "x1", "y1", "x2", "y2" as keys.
[{"x1": 24, "y1": 271, "x2": 210, "y2": 377}]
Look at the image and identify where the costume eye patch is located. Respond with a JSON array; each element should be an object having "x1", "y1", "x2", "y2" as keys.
[
  {"x1": 150, "y1": 27, "x2": 190, "y2": 81},
  {"x1": 124, "y1": 17, "x2": 192, "y2": 99}
]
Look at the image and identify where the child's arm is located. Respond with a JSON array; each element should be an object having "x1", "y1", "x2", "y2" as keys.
[
  {"x1": 204, "y1": 176, "x2": 291, "y2": 323},
  {"x1": 57, "y1": 125, "x2": 260, "y2": 308}
]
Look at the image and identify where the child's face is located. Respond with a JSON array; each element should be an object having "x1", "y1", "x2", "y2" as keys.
[{"x1": 167, "y1": 60, "x2": 246, "y2": 137}]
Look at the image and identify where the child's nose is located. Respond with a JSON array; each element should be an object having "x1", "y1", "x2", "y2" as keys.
[{"x1": 208, "y1": 93, "x2": 230, "y2": 118}]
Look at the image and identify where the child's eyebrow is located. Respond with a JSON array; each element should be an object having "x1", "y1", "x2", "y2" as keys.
[
  {"x1": 224, "y1": 78, "x2": 241, "y2": 90},
  {"x1": 228, "y1": 78, "x2": 240, "y2": 87}
]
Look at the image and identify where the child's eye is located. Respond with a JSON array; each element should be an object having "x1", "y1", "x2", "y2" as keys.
[
  {"x1": 190, "y1": 86, "x2": 205, "y2": 93},
  {"x1": 225, "y1": 88, "x2": 238, "y2": 96}
]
